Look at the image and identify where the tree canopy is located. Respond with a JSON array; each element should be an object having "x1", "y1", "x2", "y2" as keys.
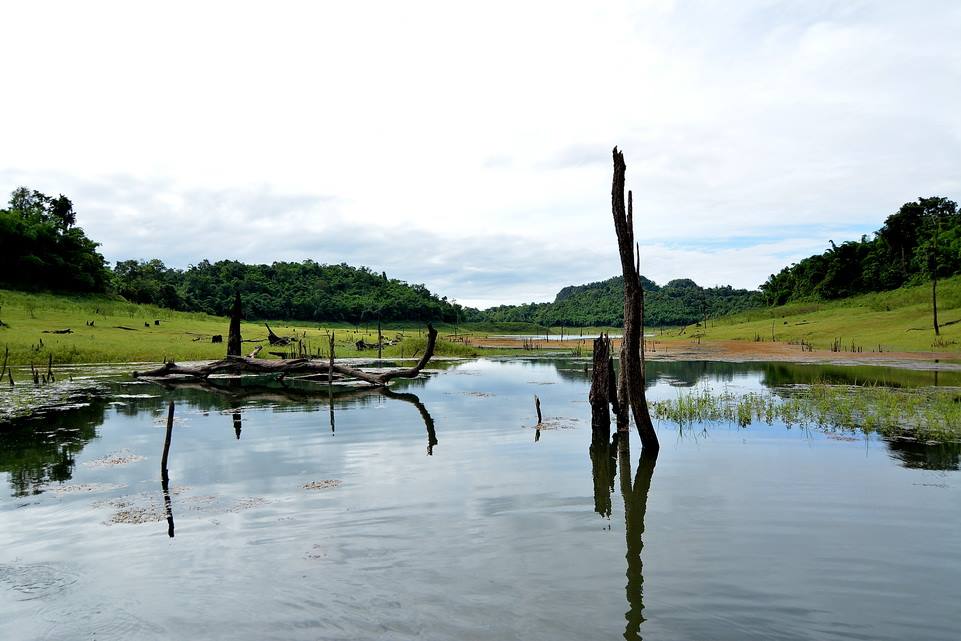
[
  {"x1": 759, "y1": 197, "x2": 961, "y2": 305},
  {"x1": 0, "y1": 188, "x2": 109, "y2": 292},
  {"x1": 112, "y1": 258, "x2": 468, "y2": 323}
]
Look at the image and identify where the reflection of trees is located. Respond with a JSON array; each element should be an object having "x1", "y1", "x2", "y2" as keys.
[
  {"x1": 886, "y1": 438, "x2": 960, "y2": 470},
  {"x1": 619, "y1": 444, "x2": 657, "y2": 641},
  {"x1": 0, "y1": 399, "x2": 107, "y2": 496},
  {"x1": 589, "y1": 439, "x2": 617, "y2": 518}
]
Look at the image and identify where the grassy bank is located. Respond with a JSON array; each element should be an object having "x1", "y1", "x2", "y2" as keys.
[
  {"x1": 658, "y1": 275, "x2": 961, "y2": 354},
  {"x1": 0, "y1": 289, "x2": 508, "y2": 366}
]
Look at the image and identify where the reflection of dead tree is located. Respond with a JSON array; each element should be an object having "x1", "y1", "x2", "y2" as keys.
[
  {"x1": 589, "y1": 438, "x2": 617, "y2": 518},
  {"x1": 144, "y1": 377, "x2": 438, "y2": 453},
  {"x1": 134, "y1": 324, "x2": 437, "y2": 388},
  {"x1": 620, "y1": 443, "x2": 657, "y2": 641},
  {"x1": 381, "y1": 388, "x2": 438, "y2": 455}
]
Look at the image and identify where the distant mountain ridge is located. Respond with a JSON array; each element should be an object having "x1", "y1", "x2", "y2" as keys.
[{"x1": 482, "y1": 275, "x2": 761, "y2": 327}]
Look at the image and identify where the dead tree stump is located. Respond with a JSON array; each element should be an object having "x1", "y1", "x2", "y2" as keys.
[
  {"x1": 227, "y1": 291, "x2": 242, "y2": 357},
  {"x1": 589, "y1": 334, "x2": 612, "y2": 443}
]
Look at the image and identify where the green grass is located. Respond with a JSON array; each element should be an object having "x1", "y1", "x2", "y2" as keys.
[
  {"x1": 665, "y1": 275, "x2": 961, "y2": 354},
  {"x1": 0, "y1": 289, "x2": 558, "y2": 366},
  {"x1": 651, "y1": 384, "x2": 961, "y2": 443}
]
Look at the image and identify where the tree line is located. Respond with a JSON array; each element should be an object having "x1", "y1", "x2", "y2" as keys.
[
  {"x1": 0, "y1": 187, "x2": 466, "y2": 323},
  {"x1": 113, "y1": 258, "x2": 467, "y2": 323},
  {"x1": 759, "y1": 197, "x2": 961, "y2": 305}
]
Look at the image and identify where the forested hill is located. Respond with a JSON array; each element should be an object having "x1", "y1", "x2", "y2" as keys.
[
  {"x1": 760, "y1": 196, "x2": 961, "y2": 304},
  {"x1": 0, "y1": 187, "x2": 467, "y2": 323},
  {"x1": 483, "y1": 276, "x2": 761, "y2": 327},
  {"x1": 113, "y1": 259, "x2": 468, "y2": 323}
]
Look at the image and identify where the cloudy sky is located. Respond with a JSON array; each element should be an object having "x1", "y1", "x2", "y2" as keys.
[{"x1": 2, "y1": 1, "x2": 959, "y2": 308}]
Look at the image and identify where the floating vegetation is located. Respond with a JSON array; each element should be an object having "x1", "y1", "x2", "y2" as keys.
[
  {"x1": 48, "y1": 482, "x2": 127, "y2": 495},
  {"x1": 650, "y1": 383, "x2": 961, "y2": 442},
  {"x1": 95, "y1": 488, "x2": 270, "y2": 525},
  {"x1": 303, "y1": 480, "x2": 342, "y2": 490},
  {"x1": 82, "y1": 450, "x2": 145, "y2": 468},
  {"x1": 530, "y1": 417, "x2": 580, "y2": 430}
]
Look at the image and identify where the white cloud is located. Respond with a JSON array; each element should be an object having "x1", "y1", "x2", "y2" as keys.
[{"x1": 1, "y1": 1, "x2": 958, "y2": 307}]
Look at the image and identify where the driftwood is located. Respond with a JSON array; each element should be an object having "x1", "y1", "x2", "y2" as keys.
[
  {"x1": 265, "y1": 323, "x2": 291, "y2": 346},
  {"x1": 134, "y1": 323, "x2": 438, "y2": 387},
  {"x1": 42, "y1": 328, "x2": 73, "y2": 334}
]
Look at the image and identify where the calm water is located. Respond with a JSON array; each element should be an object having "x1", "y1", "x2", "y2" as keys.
[{"x1": 1, "y1": 359, "x2": 959, "y2": 640}]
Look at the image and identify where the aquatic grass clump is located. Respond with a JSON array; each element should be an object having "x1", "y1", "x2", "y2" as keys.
[{"x1": 651, "y1": 383, "x2": 961, "y2": 443}]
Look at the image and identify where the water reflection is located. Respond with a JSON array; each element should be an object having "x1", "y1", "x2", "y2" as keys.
[
  {"x1": 0, "y1": 399, "x2": 106, "y2": 496},
  {"x1": 617, "y1": 442, "x2": 657, "y2": 641},
  {"x1": 887, "y1": 438, "x2": 960, "y2": 471},
  {"x1": 589, "y1": 439, "x2": 616, "y2": 518},
  {"x1": 381, "y1": 388, "x2": 438, "y2": 456},
  {"x1": 2, "y1": 359, "x2": 959, "y2": 499}
]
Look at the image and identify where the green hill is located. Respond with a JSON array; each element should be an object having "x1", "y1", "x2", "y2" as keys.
[{"x1": 483, "y1": 276, "x2": 761, "y2": 327}]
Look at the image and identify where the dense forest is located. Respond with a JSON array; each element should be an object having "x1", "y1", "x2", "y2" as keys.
[
  {"x1": 0, "y1": 187, "x2": 466, "y2": 323},
  {"x1": 485, "y1": 276, "x2": 761, "y2": 327},
  {"x1": 760, "y1": 197, "x2": 961, "y2": 304},
  {"x1": 0, "y1": 188, "x2": 109, "y2": 292},
  {"x1": 113, "y1": 258, "x2": 469, "y2": 323}
]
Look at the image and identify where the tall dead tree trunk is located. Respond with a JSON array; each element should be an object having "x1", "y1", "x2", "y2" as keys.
[
  {"x1": 611, "y1": 148, "x2": 659, "y2": 454},
  {"x1": 932, "y1": 217, "x2": 941, "y2": 336},
  {"x1": 227, "y1": 291, "x2": 242, "y2": 357}
]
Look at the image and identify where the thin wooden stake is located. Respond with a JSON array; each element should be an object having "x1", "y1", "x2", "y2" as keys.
[
  {"x1": 534, "y1": 395, "x2": 542, "y2": 425},
  {"x1": 161, "y1": 401, "x2": 174, "y2": 481}
]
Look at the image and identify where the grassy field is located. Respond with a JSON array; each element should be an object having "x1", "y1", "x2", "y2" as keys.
[
  {"x1": 0, "y1": 289, "x2": 501, "y2": 366},
  {"x1": 657, "y1": 275, "x2": 961, "y2": 354},
  {"x1": 2, "y1": 276, "x2": 960, "y2": 366}
]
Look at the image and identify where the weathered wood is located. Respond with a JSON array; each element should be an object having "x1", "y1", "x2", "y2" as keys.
[
  {"x1": 134, "y1": 324, "x2": 438, "y2": 387},
  {"x1": 160, "y1": 400, "x2": 176, "y2": 538},
  {"x1": 265, "y1": 323, "x2": 291, "y2": 346},
  {"x1": 611, "y1": 148, "x2": 659, "y2": 453},
  {"x1": 227, "y1": 291, "x2": 242, "y2": 356},
  {"x1": 247, "y1": 345, "x2": 263, "y2": 358},
  {"x1": 534, "y1": 395, "x2": 543, "y2": 424},
  {"x1": 589, "y1": 334, "x2": 611, "y2": 442},
  {"x1": 161, "y1": 401, "x2": 174, "y2": 481}
]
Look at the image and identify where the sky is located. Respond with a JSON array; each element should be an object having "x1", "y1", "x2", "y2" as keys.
[{"x1": 1, "y1": 1, "x2": 959, "y2": 308}]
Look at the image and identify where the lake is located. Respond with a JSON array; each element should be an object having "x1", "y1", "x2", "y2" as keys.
[{"x1": 1, "y1": 359, "x2": 959, "y2": 640}]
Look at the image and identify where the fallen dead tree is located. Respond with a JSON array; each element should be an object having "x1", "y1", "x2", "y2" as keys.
[{"x1": 133, "y1": 323, "x2": 437, "y2": 387}]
